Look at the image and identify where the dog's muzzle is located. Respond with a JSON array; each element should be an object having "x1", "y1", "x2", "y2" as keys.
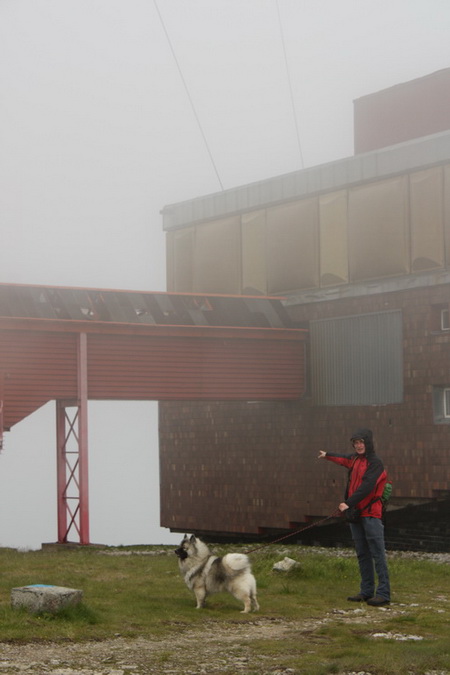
[{"x1": 175, "y1": 547, "x2": 188, "y2": 560}]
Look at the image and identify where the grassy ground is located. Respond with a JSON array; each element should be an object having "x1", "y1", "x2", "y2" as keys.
[{"x1": 0, "y1": 544, "x2": 449, "y2": 674}]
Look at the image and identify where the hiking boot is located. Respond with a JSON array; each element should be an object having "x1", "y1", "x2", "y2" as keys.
[
  {"x1": 366, "y1": 595, "x2": 390, "y2": 606},
  {"x1": 347, "y1": 593, "x2": 371, "y2": 602}
]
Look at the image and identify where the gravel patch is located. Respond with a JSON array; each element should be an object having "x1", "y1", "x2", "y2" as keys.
[{"x1": 0, "y1": 604, "x2": 447, "y2": 675}]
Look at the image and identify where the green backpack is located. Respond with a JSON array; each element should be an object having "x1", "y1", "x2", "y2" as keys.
[
  {"x1": 380, "y1": 479, "x2": 392, "y2": 519},
  {"x1": 365, "y1": 477, "x2": 392, "y2": 519},
  {"x1": 382, "y1": 479, "x2": 392, "y2": 505}
]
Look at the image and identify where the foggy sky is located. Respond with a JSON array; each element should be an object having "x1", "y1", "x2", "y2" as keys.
[{"x1": 1, "y1": 0, "x2": 449, "y2": 549}]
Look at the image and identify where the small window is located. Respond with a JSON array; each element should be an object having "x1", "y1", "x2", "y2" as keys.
[
  {"x1": 431, "y1": 303, "x2": 449, "y2": 332},
  {"x1": 445, "y1": 388, "x2": 450, "y2": 418},
  {"x1": 433, "y1": 386, "x2": 450, "y2": 424}
]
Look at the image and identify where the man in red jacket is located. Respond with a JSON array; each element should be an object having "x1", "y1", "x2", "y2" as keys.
[{"x1": 318, "y1": 428, "x2": 391, "y2": 606}]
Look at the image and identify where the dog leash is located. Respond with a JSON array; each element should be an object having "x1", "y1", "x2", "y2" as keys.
[{"x1": 244, "y1": 510, "x2": 342, "y2": 555}]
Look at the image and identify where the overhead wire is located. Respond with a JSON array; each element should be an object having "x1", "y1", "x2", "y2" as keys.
[
  {"x1": 153, "y1": 0, "x2": 225, "y2": 191},
  {"x1": 275, "y1": 0, "x2": 305, "y2": 169}
]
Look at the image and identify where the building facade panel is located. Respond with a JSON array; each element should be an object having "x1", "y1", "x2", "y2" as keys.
[
  {"x1": 241, "y1": 210, "x2": 267, "y2": 294},
  {"x1": 160, "y1": 284, "x2": 450, "y2": 536},
  {"x1": 266, "y1": 199, "x2": 319, "y2": 293},
  {"x1": 319, "y1": 190, "x2": 348, "y2": 286},
  {"x1": 194, "y1": 216, "x2": 241, "y2": 294},
  {"x1": 347, "y1": 176, "x2": 409, "y2": 281},
  {"x1": 445, "y1": 166, "x2": 450, "y2": 265},
  {"x1": 165, "y1": 162, "x2": 450, "y2": 297},
  {"x1": 410, "y1": 167, "x2": 444, "y2": 272}
]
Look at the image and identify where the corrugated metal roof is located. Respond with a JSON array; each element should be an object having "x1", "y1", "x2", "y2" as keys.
[
  {"x1": 162, "y1": 129, "x2": 450, "y2": 230},
  {"x1": 0, "y1": 283, "x2": 293, "y2": 329}
]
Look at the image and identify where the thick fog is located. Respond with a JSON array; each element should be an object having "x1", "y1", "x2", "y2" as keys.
[{"x1": 1, "y1": 0, "x2": 449, "y2": 549}]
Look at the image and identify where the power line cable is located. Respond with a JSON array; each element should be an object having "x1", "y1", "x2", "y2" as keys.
[
  {"x1": 275, "y1": 0, "x2": 305, "y2": 169},
  {"x1": 153, "y1": 0, "x2": 225, "y2": 191}
]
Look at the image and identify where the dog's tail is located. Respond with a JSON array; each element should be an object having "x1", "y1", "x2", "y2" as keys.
[{"x1": 222, "y1": 553, "x2": 251, "y2": 573}]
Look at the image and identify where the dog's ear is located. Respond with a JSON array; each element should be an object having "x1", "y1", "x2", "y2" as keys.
[{"x1": 190, "y1": 534, "x2": 197, "y2": 543}]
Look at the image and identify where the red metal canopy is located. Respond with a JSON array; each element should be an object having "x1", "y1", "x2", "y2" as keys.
[{"x1": 0, "y1": 282, "x2": 307, "y2": 545}]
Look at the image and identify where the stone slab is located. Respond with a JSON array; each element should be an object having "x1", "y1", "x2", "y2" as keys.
[
  {"x1": 11, "y1": 584, "x2": 83, "y2": 613},
  {"x1": 273, "y1": 556, "x2": 300, "y2": 572}
]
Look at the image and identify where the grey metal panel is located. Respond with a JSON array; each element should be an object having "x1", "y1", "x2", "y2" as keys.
[
  {"x1": 162, "y1": 130, "x2": 450, "y2": 231},
  {"x1": 283, "y1": 266, "x2": 450, "y2": 307},
  {"x1": 346, "y1": 155, "x2": 364, "y2": 184},
  {"x1": 361, "y1": 152, "x2": 379, "y2": 180},
  {"x1": 318, "y1": 162, "x2": 339, "y2": 191},
  {"x1": 310, "y1": 310, "x2": 403, "y2": 406},
  {"x1": 330, "y1": 158, "x2": 351, "y2": 187}
]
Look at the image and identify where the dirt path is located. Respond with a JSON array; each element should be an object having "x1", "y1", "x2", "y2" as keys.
[
  {"x1": 0, "y1": 619, "x2": 301, "y2": 674},
  {"x1": 1, "y1": 607, "x2": 447, "y2": 675}
]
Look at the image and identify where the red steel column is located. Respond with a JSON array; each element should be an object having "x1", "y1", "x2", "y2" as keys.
[
  {"x1": 55, "y1": 333, "x2": 90, "y2": 545},
  {"x1": 77, "y1": 332, "x2": 90, "y2": 545},
  {"x1": 56, "y1": 400, "x2": 68, "y2": 543}
]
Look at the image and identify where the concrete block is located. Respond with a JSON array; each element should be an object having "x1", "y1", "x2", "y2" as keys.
[
  {"x1": 273, "y1": 556, "x2": 300, "y2": 572},
  {"x1": 11, "y1": 584, "x2": 83, "y2": 613}
]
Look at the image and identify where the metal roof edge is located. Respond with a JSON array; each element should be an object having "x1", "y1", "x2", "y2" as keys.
[
  {"x1": 162, "y1": 129, "x2": 450, "y2": 231},
  {"x1": 282, "y1": 269, "x2": 450, "y2": 307},
  {"x1": 0, "y1": 281, "x2": 283, "y2": 301},
  {"x1": 0, "y1": 316, "x2": 307, "y2": 340}
]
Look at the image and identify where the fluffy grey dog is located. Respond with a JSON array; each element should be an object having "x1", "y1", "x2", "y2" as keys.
[{"x1": 175, "y1": 534, "x2": 259, "y2": 613}]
